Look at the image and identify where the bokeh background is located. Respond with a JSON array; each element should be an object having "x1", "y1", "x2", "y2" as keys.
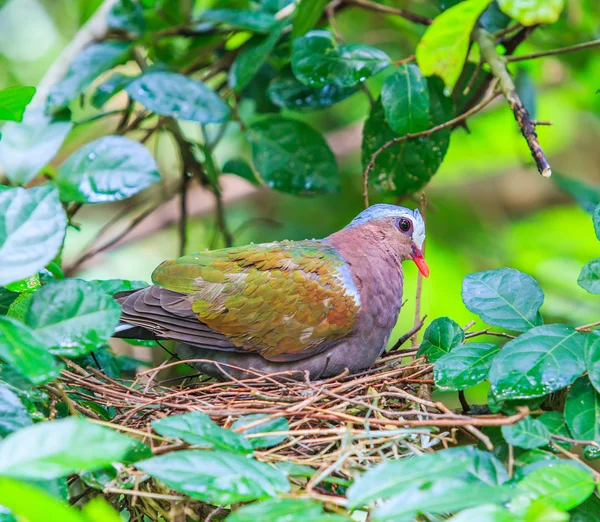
[{"x1": 1, "y1": 0, "x2": 598, "y2": 403}]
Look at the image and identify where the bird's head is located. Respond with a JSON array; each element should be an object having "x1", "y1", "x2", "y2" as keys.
[{"x1": 346, "y1": 204, "x2": 429, "y2": 277}]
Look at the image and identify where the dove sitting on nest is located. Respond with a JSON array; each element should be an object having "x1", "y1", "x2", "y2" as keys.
[{"x1": 114, "y1": 204, "x2": 428, "y2": 380}]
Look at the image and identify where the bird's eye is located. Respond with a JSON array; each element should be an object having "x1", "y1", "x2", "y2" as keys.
[{"x1": 398, "y1": 218, "x2": 412, "y2": 233}]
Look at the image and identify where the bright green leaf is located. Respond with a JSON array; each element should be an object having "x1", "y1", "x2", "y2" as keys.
[
  {"x1": 291, "y1": 0, "x2": 328, "y2": 39},
  {"x1": 0, "y1": 383, "x2": 32, "y2": 438},
  {"x1": 25, "y1": 279, "x2": 122, "y2": 357},
  {"x1": 565, "y1": 377, "x2": 600, "y2": 445},
  {"x1": 0, "y1": 86, "x2": 35, "y2": 122},
  {"x1": 434, "y1": 342, "x2": 499, "y2": 390},
  {"x1": 152, "y1": 411, "x2": 253, "y2": 454},
  {"x1": 227, "y1": 498, "x2": 349, "y2": 522},
  {"x1": 489, "y1": 324, "x2": 586, "y2": 400},
  {"x1": 417, "y1": 317, "x2": 464, "y2": 362},
  {"x1": 55, "y1": 135, "x2": 160, "y2": 204},
  {"x1": 584, "y1": 332, "x2": 600, "y2": 394},
  {"x1": 231, "y1": 414, "x2": 289, "y2": 449},
  {"x1": 416, "y1": 0, "x2": 492, "y2": 92},
  {"x1": 201, "y1": 9, "x2": 277, "y2": 33},
  {"x1": 578, "y1": 258, "x2": 600, "y2": 294},
  {"x1": 136, "y1": 450, "x2": 289, "y2": 504},
  {"x1": 249, "y1": 117, "x2": 338, "y2": 195},
  {"x1": 81, "y1": 497, "x2": 123, "y2": 522},
  {"x1": 501, "y1": 417, "x2": 550, "y2": 449},
  {"x1": 292, "y1": 31, "x2": 390, "y2": 88},
  {"x1": 462, "y1": 268, "x2": 544, "y2": 332},
  {"x1": 447, "y1": 505, "x2": 519, "y2": 522},
  {"x1": 498, "y1": 0, "x2": 564, "y2": 26},
  {"x1": 0, "y1": 186, "x2": 66, "y2": 286},
  {"x1": 0, "y1": 417, "x2": 150, "y2": 480},
  {"x1": 126, "y1": 71, "x2": 230, "y2": 123}
]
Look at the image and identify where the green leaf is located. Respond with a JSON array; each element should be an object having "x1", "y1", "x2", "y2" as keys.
[
  {"x1": 230, "y1": 22, "x2": 285, "y2": 91},
  {"x1": 227, "y1": 498, "x2": 349, "y2": 522},
  {"x1": 552, "y1": 173, "x2": 600, "y2": 213},
  {"x1": 291, "y1": 30, "x2": 390, "y2": 88},
  {"x1": 462, "y1": 268, "x2": 544, "y2": 332},
  {"x1": 451, "y1": 446, "x2": 509, "y2": 486},
  {"x1": 6, "y1": 293, "x2": 33, "y2": 322},
  {"x1": 584, "y1": 332, "x2": 600, "y2": 394},
  {"x1": 434, "y1": 342, "x2": 500, "y2": 390},
  {"x1": 479, "y1": 1, "x2": 512, "y2": 31},
  {"x1": 0, "y1": 417, "x2": 150, "y2": 480},
  {"x1": 222, "y1": 159, "x2": 258, "y2": 185},
  {"x1": 25, "y1": 279, "x2": 122, "y2": 357},
  {"x1": 570, "y1": 494, "x2": 600, "y2": 522},
  {"x1": 0, "y1": 87, "x2": 35, "y2": 122},
  {"x1": 362, "y1": 82, "x2": 450, "y2": 196},
  {"x1": 447, "y1": 505, "x2": 519, "y2": 522},
  {"x1": 55, "y1": 135, "x2": 160, "y2": 204},
  {"x1": 249, "y1": 117, "x2": 338, "y2": 195},
  {"x1": 517, "y1": 464, "x2": 595, "y2": 511},
  {"x1": 489, "y1": 324, "x2": 586, "y2": 400},
  {"x1": 107, "y1": 0, "x2": 146, "y2": 35},
  {"x1": 537, "y1": 411, "x2": 572, "y2": 450},
  {"x1": 90, "y1": 73, "x2": 135, "y2": 108},
  {"x1": 0, "y1": 186, "x2": 67, "y2": 286},
  {"x1": 416, "y1": 0, "x2": 492, "y2": 92},
  {"x1": 381, "y1": 65, "x2": 431, "y2": 135},
  {"x1": 291, "y1": 0, "x2": 328, "y2": 39},
  {"x1": 126, "y1": 71, "x2": 230, "y2": 123},
  {"x1": 578, "y1": 258, "x2": 600, "y2": 294},
  {"x1": 81, "y1": 497, "x2": 123, "y2": 522},
  {"x1": 347, "y1": 447, "x2": 473, "y2": 508},
  {"x1": 201, "y1": 9, "x2": 277, "y2": 33},
  {"x1": 521, "y1": 501, "x2": 570, "y2": 522},
  {"x1": 0, "y1": 126, "x2": 59, "y2": 179},
  {"x1": 497, "y1": 0, "x2": 564, "y2": 26},
  {"x1": 593, "y1": 204, "x2": 600, "y2": 240},
  {"x1": 136, "y1": 450, "x2": 289, "y2": 504},
  {"x1": 0, "y1": 383, "x2": 32, "y2": 438},
  {"x1": 0, "y1": 289, "x2": 17, "y2": 316},
  {"x1": 501, "y1": 417, "x2": 550, "y2": 449},
  {"x1": 417, "y1": 317, "x2": 464, "y2": 362},
  {"x1": 565, "y1": 377, "x2": 600, "y2": 445},
  {"x1": 372, "y1": 478, "x2": 515, "y2": 522},
  {"x1": 152, "y1": 411, "x2": 253, "y2": 454},
  {"x1": 231, "y1": 414, "x2": 289, "y2": 449},
  {"x1": 90, "y1": 279, "x2": 147, "y2": 297},
  {"x1": 47, "y1": 42, "x2": 131, "y2": 112},
  {"x1": 267, "y1": 71, "x2": 356, "y2": 112},
  {"x1": 0, "y1": 478, "x2": 85, "y2": 522}
]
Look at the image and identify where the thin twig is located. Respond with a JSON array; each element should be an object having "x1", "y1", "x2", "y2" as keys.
[
  {"x1": 346, "y1": 0, "x2": 431, "y2": 25},
  {"x1": 389, "y1": 315, "x2": 427, "y2": 352},
  {"x1": 411, "y1": 192, "x2": 426, "y2": 348},
  {"x1": 507, "y1": 39, "x2": 600, "y2": 62}
]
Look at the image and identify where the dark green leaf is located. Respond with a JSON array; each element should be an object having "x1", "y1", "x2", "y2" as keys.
[
  {"x1": 578, "y1": 258, "x2": 600, "y2": 294},
  {"x1": 222, "y1": 159, "x2": 258, "y2": 185},
  {"x1": 498, "y1": 0, "x2": 564, "y2": 26},
  {"x1": 416, "y1": 0, "x2": 492, "y2": 91},
  {"x1": 382, "y1": 65, "x2": 431, "y2": 135},
  {"x1": 0, "y1": 87, "x2": 35, "y2": 122},
  {"x1": 0, "y1": 290, "x2": 17, "y2": 316},
  {"x1": 417, "y1": 317, "x2": 464, "y2": 362},
  {"x1": 90, "y1": 279, "x2": 148, "y2": 297},
  {"x1": 230, "y1": 22, "x2": 285, "y2": 91},
  {"x1": 0, "y1": 383, "x2": 32, "y2": 438},
  {"x1": 91, "y1": 73, "x2": 135, "y2": 108},
  {"x1": 227, "y1": 498, "x2": 349, "y2": 522},
  {"x1": 461, "y1": 446, "x2": 509, "y2": 486},
  {"x1": 0, "y1": 187, "x2": 66, "y2": 286},
  {"x1": 593, "y1": 204, "x2": 600, "y2": 240},
  {"x1": 231, "y1": 414, "x2": 289, "y2": 449},
  {"x1": 347, "y1": 447, "x2": 473, "y2": 508},
  {"x1": 537, "y1": 411, "x2": 572, "y2": 450},
  {"x1": 25, "y1": 279, "x2": 122, "y2": 357},
  {"x1": 501, "y1": 417, "x2": 550, "y2": 449},
  {"x1": 552, "y1": 173, "x2": 600, "y2": 213},
  {"x1": 201, "y1": 9, "x2": 277, "y2": 33},
  {"x1": 462, "y1": 268, "x2": 544, "y2": 332},
  {"x1": 372, "y1": 478, "x2": 515, "y2": 522},
  {"x1": 434, "y1": 342, "x2": 499, "y2": 390},
  {"x1": 489, "y1": 324, "x2": 586, "y2": 400},
  {"x1": 267, "y1": 72, "x2": 356, "y2": 111},
  {"x1": 152, "y1": 411, "x2": 253, "y2": 454},
  {"x1": 136, "y1": 450, "x2": 289, "y2": 504},
  {"x1": 108, "y1": 0, "x2": 145, "y2": 35},
  {"x1": 570, "y1": 493, "x2": 600, "y2": 522},
  {"x1": 126, "y1": 71, "x2": 230, "y2": 123},
  {"x1": 479, "y1": 1, "x2": 512, "y2": 31},
  {"x1": 47, "y1": 42, "x2": 131, "y2": 112},
  {"x1": 447, "y1": 505, "x2": 519, "y2": 522},
  {"x1": 516, "y1": 464, "x2": 594, "y2": 510},
  {"x1": 291, "y1": 30, "x2": 390, "y2": 88},
  {"x1": 0, "y1": 109, "x2": 72, "y2": 186},
  {"x1": 249, "y1": 117, "x2": 338, "y2": 195},
  {"x1": 584, "y1": 332, "x2": 600, "y2": 394},
  {"x1": 291, "y1": 0, "x2": 328, "y2": 39},
  {"x1": 515, "y1": 69, "x2": 536, "y2": 118},
  {"x1": 55, "y1": 135, "x2": 160, "y2": 204},
  {"x1": 0, "y1": 417, "x2": 150, "y2": 480},
  {"x1": 565, "y1": 377, "x2": 600, "y2": 445},
  {"x1": 261, "y1": 0, "x2": 294, "y2": 13}
]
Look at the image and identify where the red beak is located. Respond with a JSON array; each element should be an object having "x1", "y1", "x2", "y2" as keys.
[{"x1": 410, "y1": 244, "x2": 429, "y2": 278}]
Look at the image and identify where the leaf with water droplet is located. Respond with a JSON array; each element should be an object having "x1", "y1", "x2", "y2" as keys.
[
  {"x1": 417, "y1": 317, "x2": 464, "y2": 362},
  {"x1": 434, "y1": 342, "x2": 499, "y2": 390},
  {"x1": 565, "y1": 376, "x2": 600, "y2": 447},
  {"x1": 501, "y1": 416, "x2": 550, "y2": 449}
]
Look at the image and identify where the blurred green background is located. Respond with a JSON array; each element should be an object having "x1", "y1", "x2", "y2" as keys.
[{"x1": 0, "y1": 0, "x2": 598, "y2": 403}]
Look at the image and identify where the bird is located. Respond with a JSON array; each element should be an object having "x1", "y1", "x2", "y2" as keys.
[{"x1": 114, "y1": 204, "x2": 429, "y2": 380}]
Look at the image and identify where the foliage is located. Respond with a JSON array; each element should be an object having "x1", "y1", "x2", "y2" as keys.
[{"x1": 0, "y1": 0, "x2": 599, "y2": 521}]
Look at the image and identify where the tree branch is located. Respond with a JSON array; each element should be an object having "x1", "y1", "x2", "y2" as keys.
[
  {"x1": 474, "y1": 27, "x2": 551, "y2": 178},
  {"x1": 345, "y1": 0, "x2": 432, "y2": 25},
  {"x1": 507, "y1": 38, "x2": 600, "y2": 63}
]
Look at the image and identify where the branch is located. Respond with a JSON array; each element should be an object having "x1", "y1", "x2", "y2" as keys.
[
  {"x1": 345, "y1": 0, "x2": 432, "y2": 25},
  {"x1": 507, "y1": 38, "x2": 600, "y2": 63},
  {"x1": 474, "y1": 27, "x2": 551, "y2": 178}
]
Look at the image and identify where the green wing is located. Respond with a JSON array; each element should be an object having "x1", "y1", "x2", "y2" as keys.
[{"x1": 152, "y1": 240, "x2": 359, "y2": 360}]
